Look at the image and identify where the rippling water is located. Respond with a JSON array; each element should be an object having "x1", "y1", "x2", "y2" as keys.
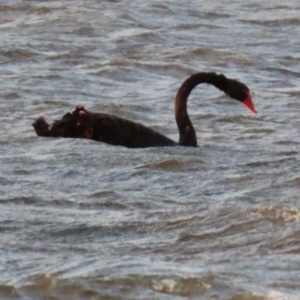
[{"x1": 1, "y1": 1, "x2": 300, "y2": 299}]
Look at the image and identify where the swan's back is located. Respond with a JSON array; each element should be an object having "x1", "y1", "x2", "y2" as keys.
[{"x1": 90, "y1": 112, "x2": 177, "y2": 148}]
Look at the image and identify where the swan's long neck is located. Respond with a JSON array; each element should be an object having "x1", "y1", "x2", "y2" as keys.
[{"x1": 175, "y1": 72, "x2": 226, "y2": 146}]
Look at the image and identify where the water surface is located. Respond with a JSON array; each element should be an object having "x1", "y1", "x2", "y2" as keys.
[{"x1": 1, "y1": 1, "x2": 300, "y2": 299}]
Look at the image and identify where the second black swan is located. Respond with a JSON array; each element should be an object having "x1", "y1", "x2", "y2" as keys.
[{"x1": 33, "y1": 72, "x2": 257, "y2": 148}]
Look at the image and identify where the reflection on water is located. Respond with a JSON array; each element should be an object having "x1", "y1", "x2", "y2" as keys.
[{"x1": 1, "y1": 0, "x2": 300, "y2": 299}]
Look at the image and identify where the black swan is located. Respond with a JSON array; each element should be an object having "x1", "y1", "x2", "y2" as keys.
[{"x1": 33, "y1": 72, "x2": 256, "y2": 148}]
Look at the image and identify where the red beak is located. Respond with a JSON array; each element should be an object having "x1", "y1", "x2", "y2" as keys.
[{"x1": 243, "y1": 92, "x2": 257, "y2": 114}]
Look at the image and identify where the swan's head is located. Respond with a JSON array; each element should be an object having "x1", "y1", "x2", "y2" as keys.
[{"x1": 225, "y1": 78, "x2": 257, "y2": 114}]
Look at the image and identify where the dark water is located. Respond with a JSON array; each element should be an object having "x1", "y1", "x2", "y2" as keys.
[{"x1": 1, "y1": 1, "x2": 300, "y2": 299}]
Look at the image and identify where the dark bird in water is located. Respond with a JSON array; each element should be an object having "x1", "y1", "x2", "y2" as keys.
[{"x1": 33, "y1": 72, "x2": 257, "y2": 148}]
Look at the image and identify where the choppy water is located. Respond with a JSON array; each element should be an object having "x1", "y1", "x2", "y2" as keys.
[{"x1": 1, "y1": 1, "x2": 300, "y2": 299}]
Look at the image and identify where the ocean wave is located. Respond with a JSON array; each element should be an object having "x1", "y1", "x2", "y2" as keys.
[
  {"x1": 240, "y1": 18, "x2": 300, "y2": 27},
  {"x1": 136, "y1": 158, "x2": 202, "y2": 171},
  {"x1": 230, "y1": 290, "x2": 299, "y2": 300},
  {"x1": 152, "y1": 277, "x2": 211, "y2": 296},
  {"x1": 254, "y1": 205, "x2": 300, "y2": 223},
  {"x1": 0, "y1": 3, "x2": 31, "y2": 12},
  {"x1": 0, "y1": 196, "x2": 40, "y2": 205},
  {"x1": 1, "y1": 48, "x2": 39, "y2": 62},
  {"x1": 163, "y1": 47, "x2": 252, "y2": 66},
  {"x1": 4, "y1": 273, "x2": 212, "y2": 300},
  {"x1": 73, "y1": 25, "x2": 96, "y2": 36}
]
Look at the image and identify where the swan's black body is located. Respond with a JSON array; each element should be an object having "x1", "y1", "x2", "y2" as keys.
[{"x1": 33, "y1": 72, "x2": 255, "y2": 148}]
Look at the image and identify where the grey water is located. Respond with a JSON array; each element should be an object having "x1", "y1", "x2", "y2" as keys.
[{"x1": 1, "y1": 1, "x2": 300, "y2": 299}]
